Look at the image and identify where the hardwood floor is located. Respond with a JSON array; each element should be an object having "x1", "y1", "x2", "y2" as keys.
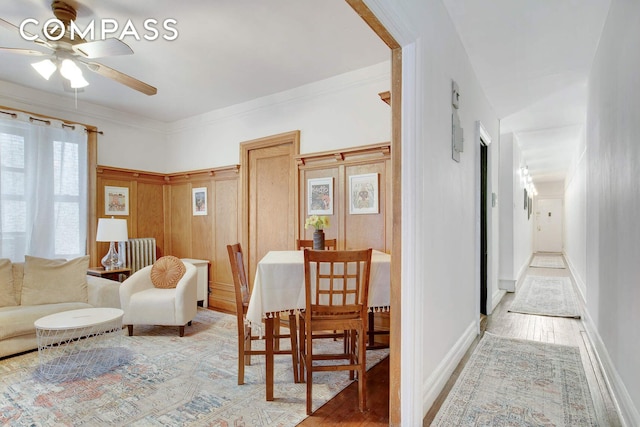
[
  {"x1": 423, "y1": 260, "x2": 622, "y2": 426},
  {"x1": 297, "y1": 355, "x2": 390, "y2": 426},
  {"x1": 299, "y1": 257, "x2": 622, "y2": 426}
]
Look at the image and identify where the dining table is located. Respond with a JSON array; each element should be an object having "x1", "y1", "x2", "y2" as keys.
[{"x1": 246, "y1": 249, "x2": 391, "y2": 401}]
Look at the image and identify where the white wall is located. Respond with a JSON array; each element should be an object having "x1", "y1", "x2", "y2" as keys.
[
  {"x1": 585, "y1": 0, "x2": 640, "y2": 423},
  {"x1": 1, "y1": 62, "x2": 391, "y2": 174},
  {"x1": 365, "y1": 1, "x2": 500, "y2": 423},
  {"x1": 564, "y1": 130, "x2": 587, "y2": 299},
  {"x1": 165, "y1": 62, "x2": 391, "y2": 172},
  {"x1": 0, "y1": 81, "x2": 167, "y2": 172},
  {"x1": 499, "y1": 132, "x2": 533, "y2": 291}
]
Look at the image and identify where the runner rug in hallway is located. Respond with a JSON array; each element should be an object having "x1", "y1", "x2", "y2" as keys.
[
  {"x1": 508, "y1": 275, "x2": 581, "y2": 318},
  {"x1": 0, "y1": 309, "x2": 388, "y2": 427},
  {"x1": 431, "y1": 333, "x2": 598, "y2": 426},
  {"x1": 530, "y1": 254, "x2": 566, "y2": 268}
]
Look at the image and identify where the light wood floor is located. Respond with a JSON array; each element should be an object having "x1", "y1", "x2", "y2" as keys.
[
  {"x1": 299, "y1": 258, "x2": 622, "y2": 426},
  {"x1": 423, "y1": 259, "x2": 622, "y2": 426}
]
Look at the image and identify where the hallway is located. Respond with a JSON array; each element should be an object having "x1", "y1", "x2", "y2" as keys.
[{"x1": 423, "y1": 255, "x2": 622, "y2": 425}]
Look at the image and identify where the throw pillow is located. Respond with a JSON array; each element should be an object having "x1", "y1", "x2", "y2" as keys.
[
  {"x1": 21, "y1": 255, "x2": 90, "y2": 306},
  {"x1": 0, "y1": 259, "x2": 17, "y2": 307},
  {"x1": 150, "y1": 256, "x2": 186, "y2": 289}
]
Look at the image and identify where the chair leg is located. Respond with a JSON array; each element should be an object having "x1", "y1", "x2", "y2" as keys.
[
  {"x1": 288, "y1": 313, "x2": 299, "y2": 383},
  {"x1": 179, "y1": 325, "x2": 185, "y2": 337},
  {"x1": 306, "y1": 329, "x2": 313, "y2": 415},
  {"x1": 127, "y1": 325, "x2": 133, "y2": 336},
  {"x1": 358, "y1": 328, "x2": 367, "y2": 412},
  {"x1": 238, "y1": 327, "x2": 245, "y2": 385},
  {"x1": 298, "y1": 317, "x2": 306, "y2": 382}
]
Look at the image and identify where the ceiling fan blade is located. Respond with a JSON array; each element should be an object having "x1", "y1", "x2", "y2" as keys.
[
  {"x1": 0, "y1": 47, "x2": 48, "y2": 56},
  {"x1": 73, "y1": 38, "x2": 133, "y2": 58},
  {"x1": 82, "y1": 61, "x2": 157, "y2": 96},
  {"x1": 0, "y1": 17, "x2": 52, "y2": 49}
]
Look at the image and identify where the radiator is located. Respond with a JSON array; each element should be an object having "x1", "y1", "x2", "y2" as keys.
[{"x1": 119, "y1": 238, "x2": 157, "y2": 273}]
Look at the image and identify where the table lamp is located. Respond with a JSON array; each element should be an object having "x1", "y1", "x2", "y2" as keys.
[{"x1": 96, "y1": 217, "x2": 128, "y2": 270}]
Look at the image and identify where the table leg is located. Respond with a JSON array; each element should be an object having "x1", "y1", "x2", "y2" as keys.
[{"x1": 265, "y1": 315, "x2": 274, "y2": 401}]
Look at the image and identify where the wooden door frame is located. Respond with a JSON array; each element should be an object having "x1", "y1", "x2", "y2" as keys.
[
  {"x1": 239, "y1": 130, "x2": 301, "y2": 285},
  {"x1": 345, "y1": 1, "x2": 402, "y2": 424}
]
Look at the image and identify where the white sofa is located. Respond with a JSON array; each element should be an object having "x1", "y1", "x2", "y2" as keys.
[{"x1": 0, "y1": 258, "x2": 122, "y2": 358}]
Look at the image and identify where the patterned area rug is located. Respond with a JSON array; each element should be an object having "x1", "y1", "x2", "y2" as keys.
[
  {"x1": 530, "y1": 254, "x2": 566, "y2": 268},
  {"x1": 432, "y1": 333, "x2": 598, "y2": 426},
  {"x1": 508, "y1": 275, "x2": 581, "y2": 318},
  {"x1": 0, "y1": 309, "x2": 388, "y2": 426}
]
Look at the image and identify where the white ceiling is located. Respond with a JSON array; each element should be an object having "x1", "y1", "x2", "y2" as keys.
[
  {"x1": 1, "y1": 1, "x2": 612, "y2": 185},
  {"x1": 443, "y1": 0, "x2": 611, "y2": 184},
  {"x1": 0, "y1": 0, "x2": 389, "y2": 122}
]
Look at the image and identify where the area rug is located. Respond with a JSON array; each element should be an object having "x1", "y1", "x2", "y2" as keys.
[
  {"x1": 508, "y1": 275, "x2": 581, "y2": 318},
  {"x1": 0, "y1": 309, "x2": 388, "y2": 426},
  {"x1": 431, "y1": 333, "x2": 598, "y2": 426},
  {"x1": 530, "y1": 254, "x2": 566, "y2": 268}
]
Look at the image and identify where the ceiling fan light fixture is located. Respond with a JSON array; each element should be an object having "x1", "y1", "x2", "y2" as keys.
[
  {"x1": 70, "y1": 74, "x2": 89, "y2": 89},
  {"x1": 31, "y1": 59, "x2": 57, "y2": 80},
  {"x1": 60, "y1": 59, "x2": 89, "y2": 88}
]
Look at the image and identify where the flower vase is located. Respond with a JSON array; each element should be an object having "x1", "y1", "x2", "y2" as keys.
[{"x1": 313, "y1": 230, "x2": 325, "y2": 250}]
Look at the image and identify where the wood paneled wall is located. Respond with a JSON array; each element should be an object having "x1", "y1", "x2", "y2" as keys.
[
  {"x1": 95, "y1": 165, "x2": 240, "y2": 312},
  {"x1": 297, "y1": 143, "x2": 392, "y2": 345},
  {"x1": 296, "y1": 143, "x2": 392, "y2": 252}
]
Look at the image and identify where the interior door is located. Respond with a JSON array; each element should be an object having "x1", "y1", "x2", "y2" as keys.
[
  {"x1": 535, "y1": 198, "x2": 563, "y2": 252},
  {"x1": 243, "y1": 132, "x2": 298, "y2": 287}
]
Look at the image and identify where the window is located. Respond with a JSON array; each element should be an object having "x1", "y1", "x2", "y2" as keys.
[{"x1": 0, "y1": 114, "x2": 87, "y2": 262}]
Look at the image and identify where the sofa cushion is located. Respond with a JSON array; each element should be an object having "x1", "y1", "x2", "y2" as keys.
[
  {"x1": 0, "y1": 259, "x2": 17, "y2": 307},
  {"x1": 150, "y1": 256, "x2": 186, "y2": 289},
  {"x1": 0, "y1": 302, "x2": 92, "y2": 340},
  {"x1": 21, "y1": 255, "x2": 90, "y2": 306}
]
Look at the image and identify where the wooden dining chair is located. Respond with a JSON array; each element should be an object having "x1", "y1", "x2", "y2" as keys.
[
  {"x1": 226, "y1": 243, "x2": 299, "y2": 385},
  {"x1": 296, "y1": 238, "x2": 337, "y2": 250},
  {"x1": 298, "y1": 248, "x2": 373, "y2": 415}
]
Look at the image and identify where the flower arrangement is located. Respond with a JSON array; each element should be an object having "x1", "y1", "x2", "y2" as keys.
[{"x1": 304, "y1": 215, "x2": 330, "y2": 231}]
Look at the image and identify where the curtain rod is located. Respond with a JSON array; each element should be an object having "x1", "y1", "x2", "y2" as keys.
[
  {"x1": 0, "y1": 111, "x2": 17, "y2": 119},
  {"x1": 0, "y1": 109, "x2": 103, "y2": 135}
]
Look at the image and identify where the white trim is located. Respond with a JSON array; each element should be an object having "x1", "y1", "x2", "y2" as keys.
[
  {"x1": 490, "y1": 289, "x2": 506, "y2": 313},
  {"x1": 477, "y1": 120, "x2": 492, "y2": 145},
  {"x1": 400, "y1": 41, "x2": 424, "y2": 427},
  {"x1": 583, "y1": 310, "x2": 638, "y2": 426},
  {"x1": 422, "y1": 320, "x2": 478, "y2": 414}
]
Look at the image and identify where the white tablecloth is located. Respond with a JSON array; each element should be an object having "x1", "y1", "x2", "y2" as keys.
[{"x1": 246, "y1": 250, "x2": 391, "y2": 327}]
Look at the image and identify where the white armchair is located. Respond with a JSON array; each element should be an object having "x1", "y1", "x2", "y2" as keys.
[{"x1": 119, "y1": 261, "x2": 197, "y2": 337}]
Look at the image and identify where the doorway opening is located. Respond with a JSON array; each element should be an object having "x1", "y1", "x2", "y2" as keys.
[{"x1": 480, "y1": 143, "x2": 488, "y2": 315}]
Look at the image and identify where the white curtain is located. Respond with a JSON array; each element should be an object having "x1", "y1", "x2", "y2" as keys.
[{"x1": 0, "y1": 112, "x2": 87, "y2": 262}]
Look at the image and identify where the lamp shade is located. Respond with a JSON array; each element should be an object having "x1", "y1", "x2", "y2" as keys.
[{"x1": 96, "y1": 218, "x2": 128, "y2": 242}]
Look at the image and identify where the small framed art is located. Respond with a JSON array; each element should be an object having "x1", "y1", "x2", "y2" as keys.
[
  {"x1": 105, "y1": 186, "x2": 129, "y2": 216},
  {"x1": 192, "y1": 187, "x2": 207, "y2": 216},
  {"x1": 349, "y1": 173, "x2": 379, "y2": 214},
  {"x1": 308, "y1": 177, "x2": 333, "y2": 215}
]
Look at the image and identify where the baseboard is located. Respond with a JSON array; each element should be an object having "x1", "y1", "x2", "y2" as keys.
[
  {"x1": 563, "y1": 252, "x2": 586, "y2": 303},
  {"x1": 499, "y1": 279, "x2": 516, "y2": 292},
  {"x1": 582, "y1": 310, "x2": 639, "y2": 426},
  {"x1": 422, "y1": 320, "x2": 478, "y2": 416},
  {"x1": 490, "y1": 289, "x2": 506, "y2": 314}
]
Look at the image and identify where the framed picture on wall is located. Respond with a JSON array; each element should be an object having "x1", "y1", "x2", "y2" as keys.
[
  {"x1": 105, "y1": 186, "x2": 129, "y2": 216},
  {"x1": 192, "y1": 187, "x2": 207, "y2": 216},
  {"x1": 349, "y1": 173, "x2": 379, "y2": 214},
  {"x1": 308, "y1": 177, "x2": 333, "y2": 215}
]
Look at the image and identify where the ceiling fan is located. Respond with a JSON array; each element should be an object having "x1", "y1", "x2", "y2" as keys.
[{"x1": 0, "y1": 1, "x2": 157, "y2": 95}]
